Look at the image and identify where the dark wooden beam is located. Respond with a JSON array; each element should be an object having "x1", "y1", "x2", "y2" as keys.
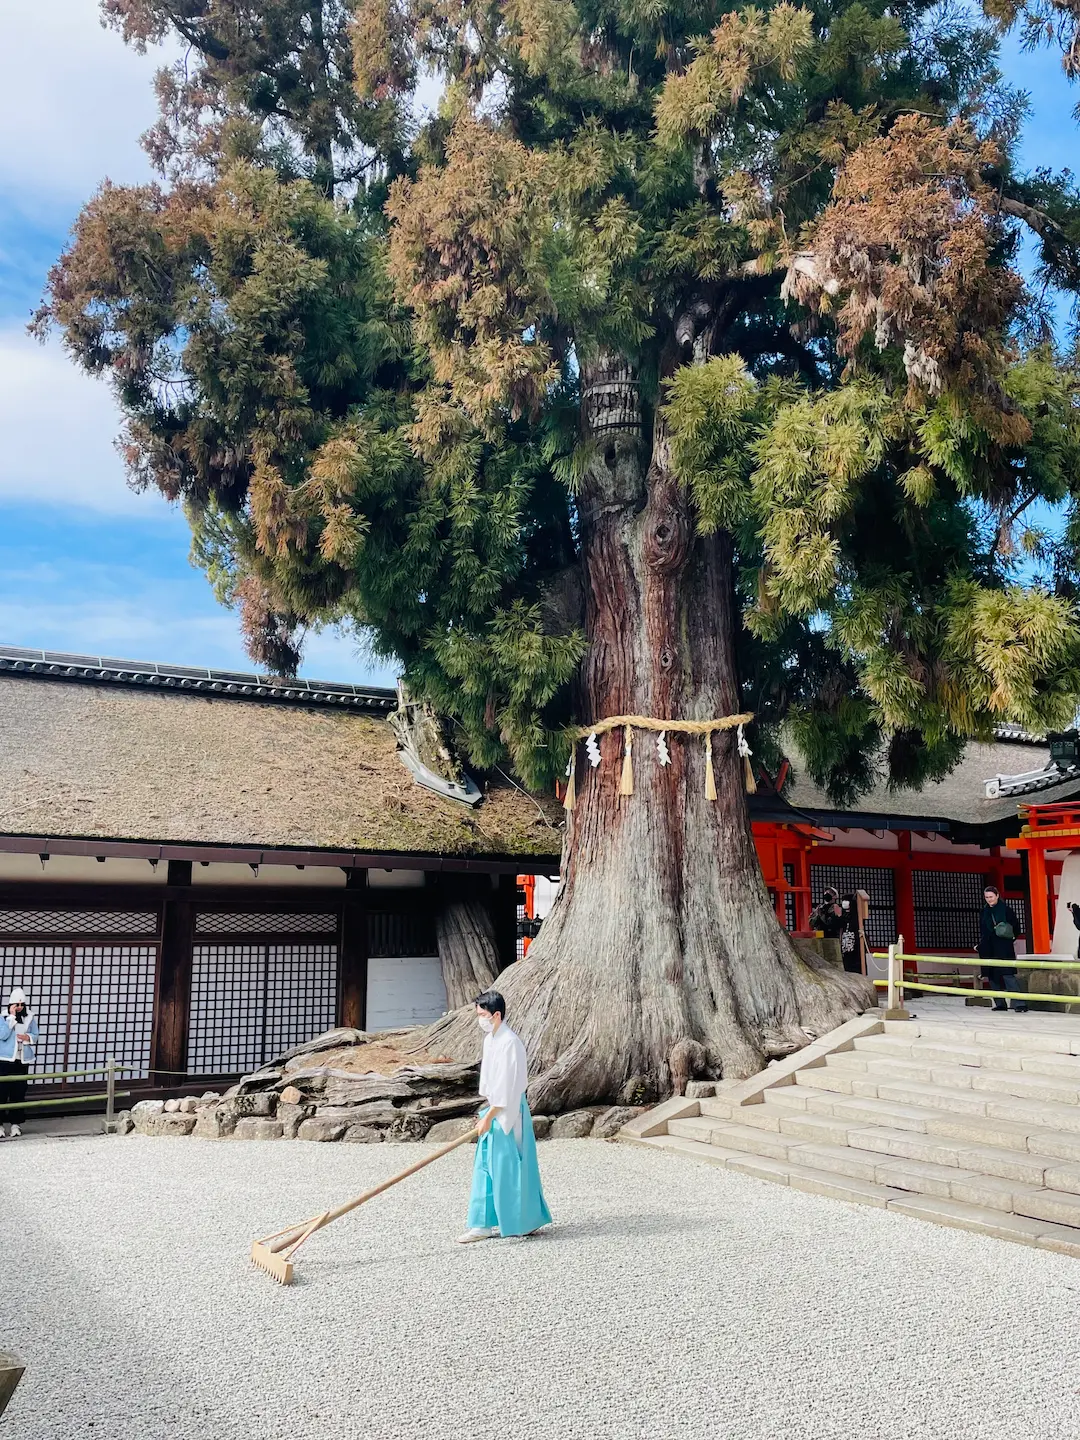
[
  {"x1": 151, "y1": 863, "x2": 195, "y2": 1078},
  {"x1": 0, "y1": 832, "x2": 559, "y2": 873},
  {"x1": 339, "y1": 871, "x2": 369, "y2": 1029},
  {"x1": 492, "y1": 873, "x2": 520, "y2": 975}
]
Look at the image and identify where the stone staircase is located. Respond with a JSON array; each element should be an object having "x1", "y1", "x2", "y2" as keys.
[{"x1": 621, "y1": 1013, "x2": 1080, "y2": 1257}]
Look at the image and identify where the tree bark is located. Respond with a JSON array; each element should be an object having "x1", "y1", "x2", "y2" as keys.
[
  {"x1": 436, "y1": 900, "x2": 499, "y2": 1010},
  {"x1": 421, "y1": 353, "x2": 874, "y2": 1108}
]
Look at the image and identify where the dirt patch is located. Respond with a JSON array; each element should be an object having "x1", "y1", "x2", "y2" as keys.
[{"x1": 306, "y1": 1039, "x2": 455, "y2": 1075}]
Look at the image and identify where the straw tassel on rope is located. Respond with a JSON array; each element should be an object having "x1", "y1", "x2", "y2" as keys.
[
  {"x1": 704, "y1": 732, "x2": 717, "y2": 801},
  {"x1": 563, "y1": 710, "x2": 754, "y2": 806},
  {"x1": 619, "y1": 723, "x2": 634, "y2": 795},
  {"x1": 738, "y1": 723, "x2": 756, "y2": 795}
]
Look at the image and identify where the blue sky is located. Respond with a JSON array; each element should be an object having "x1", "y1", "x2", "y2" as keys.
[{"x1": 0, "y1": 8, "x2": 1075, "y2": 683}]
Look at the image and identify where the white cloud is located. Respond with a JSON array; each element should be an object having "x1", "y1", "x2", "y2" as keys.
[
  {"x1": 0, "y1": 5, "x2": 173, "y2": 211},
  {"x1": 0, "y1": 566, "x2": 396, "y2": 684},
  {"x1": 0, "y1": 325, "x2": 173, "y2": 514}
]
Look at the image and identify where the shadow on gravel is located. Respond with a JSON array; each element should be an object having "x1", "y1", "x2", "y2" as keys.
[{"x1": 278, "y1": 1211, "x2": 713, "y2": 1282}]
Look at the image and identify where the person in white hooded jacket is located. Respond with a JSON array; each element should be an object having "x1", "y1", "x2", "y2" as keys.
[{"x1": 0, "y1": 987, "x2": 38, "y2": 1137}]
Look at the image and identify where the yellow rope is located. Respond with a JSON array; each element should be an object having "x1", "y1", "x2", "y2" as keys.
[
  {"x1": 572, "y1": 711, "x2": 753, "y2": 739},
  {"x1": 563, "y1": 711, "x2": 755, "y2": 810}
]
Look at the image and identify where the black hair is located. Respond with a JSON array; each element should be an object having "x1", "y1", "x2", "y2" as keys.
[
  {"x1": 475, "y1": 989, "x2": 506, "y2": 1018},
  {"x1": 984, "y1": 883, "x2": 1000, "y2": 896}
]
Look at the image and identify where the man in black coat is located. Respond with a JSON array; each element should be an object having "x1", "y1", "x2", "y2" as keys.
[{"x1": 978, "y1": 885, "x2": 1028, "y2": 1013}]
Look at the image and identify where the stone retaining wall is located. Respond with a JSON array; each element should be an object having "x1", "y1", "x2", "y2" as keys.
[{"x1": 121, "y1": 1094, "x2": 643, "y2": 1143}]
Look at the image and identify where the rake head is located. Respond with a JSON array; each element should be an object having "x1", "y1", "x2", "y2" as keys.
[{"x1": 251, "y1": 1239, "x2": 295, "y2": 1286}]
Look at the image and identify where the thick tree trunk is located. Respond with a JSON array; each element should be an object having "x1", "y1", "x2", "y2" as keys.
[
  {"x1": 436, "y1": 900, "x2": 499, "y2": 1010},
  {"x1": 422, "y1": 355, "x2": 874, "y2": 1108}
]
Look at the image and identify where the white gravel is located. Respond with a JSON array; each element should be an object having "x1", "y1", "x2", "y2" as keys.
[{"x1": 2, "y1": 1133, "x2": 1079, "y2": 1440}]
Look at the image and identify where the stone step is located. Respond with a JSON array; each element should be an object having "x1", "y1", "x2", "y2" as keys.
[
  {"x1": 855, "y1": 1033, "x2": 1080, "y2": 1081},
  {"x1": 632, "y1": 1134, "x2": 1080, "y2": 1256},
  {"x1": 666, "y1": 1112, "x2": 1080, "y2": 1221},
  {"x1": 768, "y1": 1086, "x2": 1080, "y2": 1162},
  {"x1": 883, "y1": 1019, "x2": 1080, "y2": 1056},
  {"x1": 795, "y1": 1071, "x2": 1080, "y2": 1132},
  {"x1": 827, "y1": 1052, "x2": 984, "y2": 1090}
]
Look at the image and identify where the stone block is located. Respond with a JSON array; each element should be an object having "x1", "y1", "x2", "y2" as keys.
[
  {"x1": 886, "y1": 1194, "x2": 1046, "y2": 1245},
  {"x1": 725, "y1": 1153, "x2": 795, "y2": 1184},
  {"x1": 777, "y1": 1113, "x2": 855, "y2": 1146},
  {"x1": 297, "y1": 1117, "x2": 347, "y2": 1142},
  {"x1": 1037, "y1": 1226, "x2": 1080, "y2": 1259},
  {"x1": 531, "y1": 1115, "x2": 552, "y2": 1140},
  {"x1": 113, "y1": 1111, "x2": 134, "y2": 1136},
  {"x1": 425, "y1": 1117, "x2": 475, "y2": 1144},
  {"x1": 953, "y1": 1143, "x2": 1048, "y2": 1187},
  {"x1": 277, "y1": 1101, "x2": 313, "y2": 1139},
  {"x1": 279, "y1": 1085, "x2": 303, "y2": 1105},
  {"x1": 1040, "y1": 1162, "x2": 1080, "y2": 1195},
  {"x1": 948, "y1": 1173, "x2": 1023, "y2": 1212},
  {"x1": 592, "y1": 1106, "x2": 642, "y2": 1140},
  {"x1": 684, "y1": 1081, "x2": 715, "y2": 1099},
  {"x1": 737, "y1": 1106, "x2": 784, "y2": 1131},
  {"x1": 1027, "y1": 1130, "x2": 1080, "y2": 1164},
  {"x1": 234, "y1": 1117, "x2": 283, "y2": 1141},
  {"x1": 787, "y1": 1142, "x2": 881, "y2": 1183},
  {"x1": 386, "y1": 1111, "x2": 433, "y2": 1142},
  {"x1": 155, "y1": 1113, "x2": 196, "y2": 1137},
  {"x1": 131, "y1": 1100, "x2": 165, "y2": 1135},
  {"x1": 720, "y1": 1124, "x2": 796, "y2": 1161},
  {"x1": 874, "y1": 1158, "x2": 962, "y2": 1200},
  {"x1": 1014, "y1": 1187, "x2": 1080, "y2": 1227},
  {"x1": 550, "y1": 1108, "x2": 602, "y2": 1139},
  {"x1": 178, "y1": 1097, "x2": 199, "y2": 1114},
  {"x1": 618, "y1": 1096, "x2": 700, "y2": 1141},
  {"x1": 194, "y1": 1106, "x2": 237, "y2": 1140},
  {"x1": 788, "y1": 1171, "x2": 897, "y2": 1208},
  {"x1": 163, "y1": 1098, "x2": 181, "y2": 1114},
  {"x1": 343, "y1": 1124, "x2": 385, "y2": 1143}
]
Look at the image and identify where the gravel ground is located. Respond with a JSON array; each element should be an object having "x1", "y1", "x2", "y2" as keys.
[{"x1": 3, "y1": 1134, "x2": 1079, "y2": 1440}]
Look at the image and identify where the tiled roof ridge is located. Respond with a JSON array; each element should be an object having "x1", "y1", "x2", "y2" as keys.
[{"x1": 0, "y1": 644, "x2": 397, "y2": 715}]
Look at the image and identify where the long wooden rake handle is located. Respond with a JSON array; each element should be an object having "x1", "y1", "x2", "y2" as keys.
[{"x1": 253, "y1": 1126, "x2": 481, "y2": 1275}]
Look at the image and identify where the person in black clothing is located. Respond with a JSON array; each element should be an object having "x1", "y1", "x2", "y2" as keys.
[
  {"x1": 978, "y1": 885, "x2": 1027, "y2": 1013},
  {"x1": 837, "y1": 893, "x2": 865, "y2": 974},
  {"x1": 1069, "y1": 902, "x2": 1080, "y2": 957},
  {"x1": 811, "y1": 888, "x2": 844, "y2": 940}
]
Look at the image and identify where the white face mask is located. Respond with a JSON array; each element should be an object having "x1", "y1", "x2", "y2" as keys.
[{"x1": 477, "y1": 1016, "x2": 494, "y2": 1034}]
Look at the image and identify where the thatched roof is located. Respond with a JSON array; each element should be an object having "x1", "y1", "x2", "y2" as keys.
[
  {"x1": 0, "y1": 672, "x2": 563, "y2": 860},
  {"x1": 783, "y1": 738, "x2": 1080, "y2": 830}
]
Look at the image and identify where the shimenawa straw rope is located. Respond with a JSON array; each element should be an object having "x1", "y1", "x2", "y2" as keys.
[{"x1": 563, "y1": 711, "x2": 754, "y2": 809}]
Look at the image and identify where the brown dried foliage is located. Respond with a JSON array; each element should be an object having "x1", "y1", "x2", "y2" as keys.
[{"x1": 783, "y1": 116, "x2": 1027, "y2": 441}]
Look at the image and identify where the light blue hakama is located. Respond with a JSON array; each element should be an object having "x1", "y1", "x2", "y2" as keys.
[{"x1": 467, "y1": 1099, "x2": 552, "y2": 1237}]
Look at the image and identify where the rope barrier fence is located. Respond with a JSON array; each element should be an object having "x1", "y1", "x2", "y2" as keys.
[
  {"x1": 0, "y1": 1058, "x2": 237, "y2": 1128},
  {"x1": 873, "y1": 937, "x2": 1080, "y2": 1018}
]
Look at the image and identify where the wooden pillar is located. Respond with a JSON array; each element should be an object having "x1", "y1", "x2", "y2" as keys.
[
  {"x1": 492, "y1": 873, "x2": 519, "y2": 974},
  {"x1": 152, "y1": 860, "x2": 194, "y2": 1079},
  {"x1": 1028, "y1": 845, "x2": 1052, "y2": 953},
  {"x1": 895, "y1": 832, "x2": 916, "y2": 952},
  {"x1": 793, "y1": 840, "x2": 812, "y2": 933},
  {"x1": 339, "y1": 871, "x2": 369, "y2": 1030}
]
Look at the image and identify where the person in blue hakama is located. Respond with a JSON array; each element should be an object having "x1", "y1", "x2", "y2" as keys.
[{"x1": 457, "y1": 989, "x2": 552, "y2": 1245}]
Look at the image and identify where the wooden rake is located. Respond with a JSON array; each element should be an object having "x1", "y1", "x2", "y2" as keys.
[{"x1": 251, "y1": 1126, "x2": 480, "y2": 1284}]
